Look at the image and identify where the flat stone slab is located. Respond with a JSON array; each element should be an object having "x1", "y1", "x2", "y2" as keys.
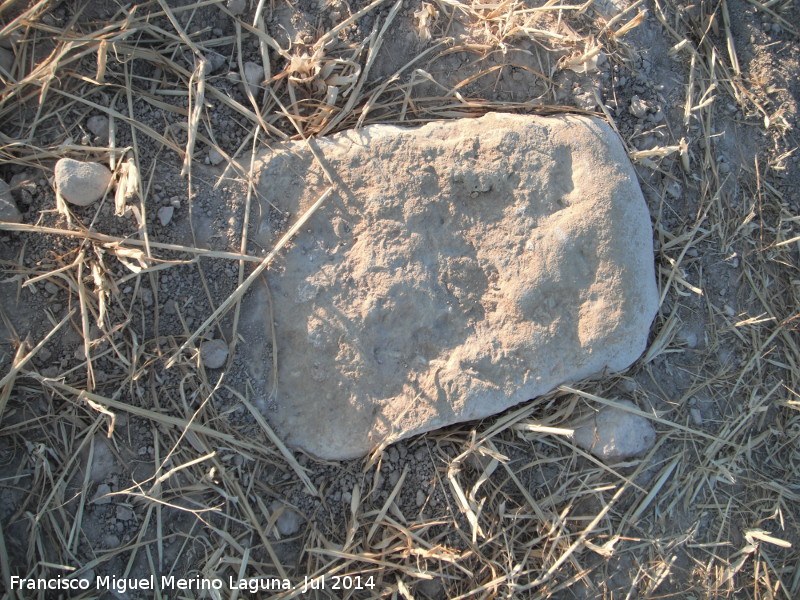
[{"x1": 240, "y1": 113, "x2": 658, "y2": 460}]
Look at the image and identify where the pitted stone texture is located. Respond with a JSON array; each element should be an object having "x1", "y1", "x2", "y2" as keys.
[{"x1": 241, "y1": 113, "x2": 658, "y2": 460}]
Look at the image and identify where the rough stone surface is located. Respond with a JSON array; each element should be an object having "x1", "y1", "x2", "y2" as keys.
[
  {"x1": 200, "y1": 338, "x2": 228, "y2": 369},
  {"x1": 240, "y1": 113, "x2": 658, "y2": 460},
  {"x1": 0, "y1": 180, "x2": 22, "y2": 223},
  {"x1": 571, "y1": 400, "x2": 656, "y2": 461},
  {"x1": 54, "y1": 158, "x2": 112, "y2": 206}
]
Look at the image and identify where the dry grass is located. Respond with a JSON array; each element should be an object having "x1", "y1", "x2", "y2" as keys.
[{"x1": 0, "y1": 0, "x2": 798, "y2": 598}]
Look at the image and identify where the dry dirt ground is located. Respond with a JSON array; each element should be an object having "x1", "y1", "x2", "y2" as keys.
[{"x1": 0, "y1": 0, "x2": 798, "y2": 599}]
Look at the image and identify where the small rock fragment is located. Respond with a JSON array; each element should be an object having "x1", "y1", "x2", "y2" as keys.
[
  {"x1": 242, "y1": 61, "x2": 262, "y2": 96},
  {"x1": 89, "y1": 437, "x2": 117, "y2": 483},
  {"x1": 0, "y1": 180, "x2": 22, "y2": 223},
  {"x1": 205, "y1": 51, "x2": 227, "y2": 73},
  {"x1": 271, "y1": 500, "x2": 303, "y2": 536},
  {"x1": 629, "y1": 95, "x2": 649, "y2": 119},
  {"x1": 9, "y1": 171, "x2": 36, "y2": 203},
  {"x1": 200, "y1": 338, "x2": 228, "y2": 369},
  {"x1": 227, "y1": 0, "x2": 247, "y2": 16},
  {"x1": 55, "y1": 158, "x2": 112, "y2": 206},
  {"x1": 157, "y1": 205, "x2": 174, "y2": 226},
  {"x1": 92, "y1": 483, "x2": 112, "y2": 505},
  {"x1": 207, "y1": 147, "x2": 225, "y2": 165},
  {"x1": 572, "y1": 400, "x2": 656, "y2": 461},
  {"x1": 86, "y1": 115, "x2": 110, "y2": 142}
]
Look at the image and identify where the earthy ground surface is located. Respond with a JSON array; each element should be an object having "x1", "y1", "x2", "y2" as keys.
[{"x1": 0, "y1": 0, "x2": 798, "y2": 599}]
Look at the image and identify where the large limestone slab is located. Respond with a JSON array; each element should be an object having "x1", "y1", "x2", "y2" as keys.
[{"x1": 240, "y1": 113, "x2": 658, "y2": 460}]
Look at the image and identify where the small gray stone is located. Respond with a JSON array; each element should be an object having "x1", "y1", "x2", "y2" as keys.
[
  {"x1": 227, "y1": 0, "x2": 247, "y2": 15},
  {"x1": 572, "y1": 400, "x2": 656, "y2": 461},
  {"x1": 243, "y1": 61, "x2": 262, "y2": 96},
  {"x1": 0, "y1": 180, "x2": 22, "y2": 223},
  {"x1": 86, "y1": 115, "x2": 110, "y2": 142},
  {"x1": 89, "y1": 437, "x2": 117, "y2": 483},
  {"x1": 55, "y1": 158, "x2": 112, "y2": 206},
  {"x1": 271, "y1": 501, "x2": 303, "y2": 536},
  {"x1": 629, "y1": 95, "x2": 649, "y2": 119},
  {"x1": 9, "y1": 172, "x2": 36, "y2": 200},
  {"x1": 206, "y1": 51, "x2": 227, "y2": 73},
  {"x1": 157, "y1": 205, "x2": 174, "y2": 226},
  {"x1": 207, "y1": 147, "x2": 225, "y2": 165},
  {"x1": 92, "y1": 483, "x2": 113, "y2": 505},
  {"x1": 200, "y1": 338, "x2": 228, "y2": 369}
]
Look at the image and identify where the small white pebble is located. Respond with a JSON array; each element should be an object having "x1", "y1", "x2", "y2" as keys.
[
  {"x1": 157, "y1": 205, "x2": 174, "y2": 226},
  {"x1": 200, "y1": 338, "x2": 229, "y2": 369},
  {"x1": 208, "y1": 147, "x2": 225, "y2": 165}
]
